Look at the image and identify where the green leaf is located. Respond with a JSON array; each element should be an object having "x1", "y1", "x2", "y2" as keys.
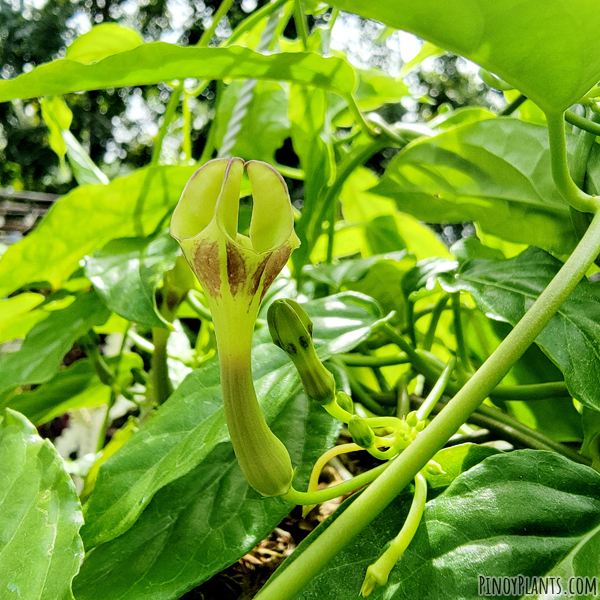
[
  {"x1": 0, "y1": 291, "x2": 110, "y2": 397},
  {"x1": 7, "y1": 353, "x2": 143, "y2": 425},
  {"x1": 428, "y1": 107, "x2": 495, "y2": 131},
  {"x1": 442, "y1": 247, "x2": 600, "y2": 411},
  {"x1": 581, "y1": 408, "x2": 600, "y2": 470},
  {"x1": 327, "y1": 0, "x2": 600, "y2": 112},
  {"x1": 291, "y1": 450, "x2": 600, "y2": 599},
  {"x1": 63, "y1": 130, "x2": 109, "y2": 186},
  {"x1": 85, "y1": 231, "x2": 181, "y2": 329},
  {"x1": 303, "y1": 251, "x2": 414, "y2": 289},
  {"x1": 337, "y1": 167, "x2": 450, "y2": 260},
  {"x1": 290, "y1": 85, "x2": 333, "y2": 273},
  {"x1": 66, "y1": 24, "x2": 143, "y2": 64},
  {"x1": 402, "y1": 257, "x2": 458, "y2": 300},
  {"x1": 423, "y1": 443, "x2": 500, "y2": 492},
  {"x1": 213, "y1": 80, "x2": 290, "y2": 163},
  {"x1": 73, "y1": 387, "x2": 338, "y2": 600},
  {"x1": 0, "y1": 45, "x2": 357, "y2": 103},
  {"x1": 331, "y1": 67, "x2": 409, "y2": 126},
  {"x1": 0, "y1": 164, "x2": 195, "y2": 297},
  {"x1": 0, "y1": 292, "x2": 46, "y2": 343},
  {"x1": 0, "y1": 409, "x2": 84, "y2": 600},
  {"x1": 40, "y1": 96, "x2": 72, "y2": 160},
  {"x1": 81, "y1": 292, "x2": 382, "y2": 549},
  {"x1": 373, "y1": 119, "x2": 579, "y2": 256}
]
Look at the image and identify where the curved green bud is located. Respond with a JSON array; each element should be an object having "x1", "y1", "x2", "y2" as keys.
[
  {"x1": 335, "y1": 391, "x2": 354, "y2": 415},
  {"x1": 348, "y1": 416, "x2": 375, "y2": 449},
  {"x1": 406, "y1": 411, "x2": 419, "y2": 428},
  {"x1": 268, "y1": 299, "x2": 336, "y2": 405},
  {"x1": 170, "y1": 158, "x2": 299, "y2": 497}
]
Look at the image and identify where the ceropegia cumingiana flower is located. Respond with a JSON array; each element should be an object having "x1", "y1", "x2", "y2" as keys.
[{"x1": 170, "y1": 158, "x2": 299, "y2": 497}]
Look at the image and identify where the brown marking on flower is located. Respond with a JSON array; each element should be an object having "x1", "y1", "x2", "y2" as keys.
[
  {"x1": 226, "y1": 242, "x2": 247, "y2": 296},
  {"x1": 249, "y1": 256, "x2": 269, "y2": 298},
  {"x1": 260, "y1": 245, "x2": 292, "y2": 301},
  {"x1": 194, "y1": 241, "x2": 221, "y2": 298}
]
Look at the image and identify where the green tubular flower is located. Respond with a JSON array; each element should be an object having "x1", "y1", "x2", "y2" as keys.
[
  {"x1": 170, "y1": 157, "x2": 299, "y2": 497},
  {"x1": 267, "y1": 299, "x2": 336, "y2": 405}
]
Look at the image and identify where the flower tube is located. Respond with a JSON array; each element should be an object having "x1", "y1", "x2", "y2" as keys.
[{"x1": 170, "y1": 158, "x2": 299, "y2": 497}]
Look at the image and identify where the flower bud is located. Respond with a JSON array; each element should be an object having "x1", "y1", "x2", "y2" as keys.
[
  {"x1": 348, "y1": 416, "x2": 375, "y2": 449},
  {"x1": 406, "y1": 411, "x2": 419, "y2": 428},
  {"x1": 268, "y1": 299, "x2": 335, "y2": 405},
  {"x1": 335, "y1": 391, "x2": 354, "y2": 415}
]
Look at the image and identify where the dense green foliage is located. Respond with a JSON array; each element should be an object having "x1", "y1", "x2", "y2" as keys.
[{"x1": 2, "y1": 1, "x2": 600, "y2": 599}]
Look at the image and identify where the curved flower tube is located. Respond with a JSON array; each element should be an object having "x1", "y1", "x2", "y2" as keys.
[{"x1": 171, "y1": 158, "x2": 299, "y2": 497}]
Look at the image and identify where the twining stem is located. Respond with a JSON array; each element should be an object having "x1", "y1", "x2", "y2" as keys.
[
  {"x1": 546, "y1": 110, "x2": 598, "y2": 213},
  {"x1": 151, "y1": 81, "x2": 184, "y2": 166},
  {"x1": 451, "y1": 292, "x2": 470, "y2": 374},
  {"x1": 416, "y1": 357, "x2": 455, "y2": 421},
  {"x1": 423, "y1": 295, "x2": 449, "y2": 351},
  {"x1": 293, "y1": 0, "x2": 309, "y2": 47},
  {"x1": 565, "y1": 110, "x2": 600, "y2": 137},
  {"x1": 498, "y1": 93, "x2": 527, "y2": 116},
  {"x1": 198, "y1": 0, "x2": 236, "y2": 46},
  {"x1": 256, "y1": 209, "x2": 600, "y2": 600},
  {"x1": 302, "y1": 442, "x2": 363, "y2": 516},
  {"x1": 361, "y1": 471, "x2": 427, "y2": 595},
  {"x1": 414, "y1": 395, "x2": 590, "y2": 466},
  {"x1": 339, "y1": 353, "x2": 410, "y2": 367},
  {"x1": 150, "y1": 326, "x2": 172, "y2": 405},
  {"x1": 283, "y1": 460, "x2": 390, "y2": 506}
]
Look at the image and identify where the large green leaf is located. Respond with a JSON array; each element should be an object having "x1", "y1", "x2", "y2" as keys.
[
  {"x1": 0, "y1": 291, "x2": 110, "y2": 397},
  {"x1": 73, "y1": 386, "x2": 337, "y2": 600},
  {"x1": 290, "y1": 450, "x2": 600, "y2": 599},
  {"x1": 81, "y1": 293, "x2": 383, "y2": 549},
  {"x1": 0, "y1": 409, "x2": 84, "y2": 600},
  {"x1": 372, "y1": 119, "x2": 578, "y2": 257},
  {"x1": 0, "y1": 45, "x2": 356, "y2": 103},
  {"x1": 442, "y1": 247, "x2": 600, "y2": 411},
  {"x1": 0, "y1": 164, "x2": 195, "y2": 297},
  {"x1": 327, "y1": 0, "x2": 600, "y2": 113},
  {"x1": 85, "y1": 231, "x2": 181, "y2": 330}
]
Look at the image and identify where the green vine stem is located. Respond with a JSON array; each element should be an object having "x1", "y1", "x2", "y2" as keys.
[
  {"x1": 498, "y1": 93, "x2": 527, "y2": 116},
  {"x1": 324, "y1": 137, "x2": 390, "y2": 264},
  {"x1": 423, "y1": 294, "x2": 449, "y2": 351},
  {"x1": 198, "y1": 0, "x2": 236, "y2": 47},
  {"x1": 371, "y1": 380, "x2": 570, "y2": 405},
  {"x1": 545, "y1": 110, "x2": 599, "y2": 213},
  {"x1": 451, "y1": 292, "x2": 470, "y2": 374},
  {"x1": 256, "y1": 209, "x2": 600, "y2": 600},
  {"x1": 565, "y1": 109, "x2": 600, "y2": 137},
  {"x1": 340, "y1": 353, "x2": 410, "y2": 367},
  {"x1": 283, "y1": 460, "x2": 390, "y2": 506},
  {"x1": 412, "y1": 394, "x2": 589, "y2": 466},
  {"x1": 151, "y1": 81, "x2": 184, "y2": 166},
  {"x1": 293, "y1": 0, "x2": 309, "y2": 47},
  {"x1": 150, "y1": 326, "x2": 173, "y2": 405},
  {"x1": 361, "y1": 470, "x2": 428, "y2": 596}
]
